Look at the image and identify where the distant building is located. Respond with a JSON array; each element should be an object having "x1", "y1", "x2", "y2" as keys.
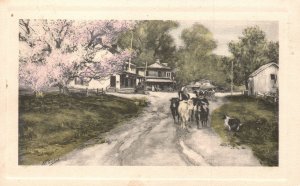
[
  {"x1": 68, "y1": 57, "x2": 176, "y2": 93},
  {"x1": 137, "y1": 59, "x2": 176, "y2": 91},
  {"x1": 69, "y1": 62, "x2": 144, "y2": 93},
  {"x1": 68, "y1": 49, "x2": 144, "y2": 93},
  {"x1": 247, "y1": 63, "x2": 279, "y2": 96},
  {"x1": 109, "y1": 62, "x2": 144, "y2": 91},
  {"x1": 188, "y1": 79, "x2": 215, "y2": 90}
]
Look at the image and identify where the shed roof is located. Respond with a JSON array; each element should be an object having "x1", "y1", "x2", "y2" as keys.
[{"x1": 249, "y1": 63, "x2": 279, "y2": 77}]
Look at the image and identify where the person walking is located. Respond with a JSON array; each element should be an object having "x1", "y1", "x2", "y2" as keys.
[{"x1": 178, "y1": 85, "x2": 190, "y2": 101}]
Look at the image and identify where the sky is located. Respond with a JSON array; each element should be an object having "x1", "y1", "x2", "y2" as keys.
[{"x1": 169, "y1": 20, "x2": 279, "y2": 56}]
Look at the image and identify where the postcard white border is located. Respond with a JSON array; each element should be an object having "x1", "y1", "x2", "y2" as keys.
[{"x1": 1, "y1": 0, "x2": 299, "y2": 185}]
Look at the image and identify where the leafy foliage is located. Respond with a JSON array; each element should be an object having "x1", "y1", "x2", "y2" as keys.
[
  {"x1": 117, "y1": 20, "x2": 179, "y2": 67},
  {"x1": 228, "y1": 26, "x2": 279, "y2": 88},
  {"x1": 175, "y1": 24, "x2": 228, "y2": 86}
]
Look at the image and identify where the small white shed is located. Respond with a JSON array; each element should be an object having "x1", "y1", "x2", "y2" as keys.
[{"x1": 248, "y1": 63, "x2": 279, "y2": 96}]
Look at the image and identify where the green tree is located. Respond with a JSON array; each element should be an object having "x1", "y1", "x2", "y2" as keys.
[
  {"x1": 266, "y1": 41, "x2": 279, "y2": 64},
  {"x1": 228, "y1": 26, "x2": 277, "y2": 89},
  {"x1": 176, "y1": 24, "x2": 218, "y2": 85},
  {"x1": 117, "y1": 20, "x2": 179, "y2": 67}
]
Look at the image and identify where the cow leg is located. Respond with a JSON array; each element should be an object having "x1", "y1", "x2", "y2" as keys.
[
  {"x1": 184, "y1": 117, "x2": 188, "y2": 129},
  {"x1": 181, "y1": 117, "x2": 184, "y2": 129},
  {"x1": 206, "y1": 117, "x2": 208, "y2": 127},
  {"x1": 195, "y1": 112, "x2": 200, "y2": 129},
  {"x1": 175, "y1": 109, "x2": 179, "y2": 123},
  {"x1": 171, "y1": 110, "x2": 176, "y2": 123}
]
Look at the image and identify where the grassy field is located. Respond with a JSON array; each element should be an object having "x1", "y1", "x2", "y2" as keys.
[
  {"x1": 19, "y1": 93, "x2": 146, "y2": 165},
  {"x1": 211, "y1": 95, "x2": 279, "y2": 166}
]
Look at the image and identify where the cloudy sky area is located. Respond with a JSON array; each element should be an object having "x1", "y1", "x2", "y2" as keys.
[{"x1": 169, "y1": 20, "x2": 279, "y2": 56}]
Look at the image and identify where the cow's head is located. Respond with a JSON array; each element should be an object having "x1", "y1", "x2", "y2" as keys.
[
  {"x1": 170, "y1": 98, "x2": 179, "y2": 107},
  {"x1": 170, "y1": 98, "x2": 179, "y2": 102},
  {"x1": 222, "y1": 114, "x2": 229, "y2": 120}
]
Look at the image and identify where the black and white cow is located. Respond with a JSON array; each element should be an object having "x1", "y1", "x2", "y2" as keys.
[
  {"x1": 170, "y1": 98, "x2": 180, "y2": 123},
  {"x1": 195, "y1": 99, "x2": 209, "y2": 128},
  {"x1": 223, "y1": 115, "x2": 243, "y2": 131}
]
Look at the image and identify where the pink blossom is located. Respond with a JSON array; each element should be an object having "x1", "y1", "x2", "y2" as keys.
[
  {"x1": 19, "y1": 62, "x2": 52, "y2": 93},
  {"x1": 19, "y1": 19, "x2": 136, "y2": 93}
]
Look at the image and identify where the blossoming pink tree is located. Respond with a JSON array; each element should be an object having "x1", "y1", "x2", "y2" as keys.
[{"x1": 19, "y1": 19, "x2": 135, "y2": 96}]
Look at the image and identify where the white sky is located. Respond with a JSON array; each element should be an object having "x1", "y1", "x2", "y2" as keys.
[{"x1": 169, "y1": 20, "x2": 279, "y2": 56}]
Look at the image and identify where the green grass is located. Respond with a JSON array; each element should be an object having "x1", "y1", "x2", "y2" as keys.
[
  {"x1": 211, "y1": 95, "x2": 279, "y2": 166},
  {"x1": 19, "y1": 93, "x2": 145, "y2": 165}
]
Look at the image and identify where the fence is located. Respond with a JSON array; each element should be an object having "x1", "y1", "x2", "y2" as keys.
[{"x1": 19, "y1": 87, "x2": 105, "y2": 96}]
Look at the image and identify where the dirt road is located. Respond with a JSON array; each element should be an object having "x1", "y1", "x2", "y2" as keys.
[{"x1": 53, "y1": 92, "x2": 260, "y2": 166}]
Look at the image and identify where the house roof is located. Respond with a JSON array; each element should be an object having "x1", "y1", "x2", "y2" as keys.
[
  {"x1": 121, "y1": 71, "x2": 144, "y2": 78},
  {"x1": 249, "y1": 63, "x2": 279, "y2": 77},
  {"x1": 137, "y1": 62, "x2": 171, "y2": 70},
  {"x1": 124, "y1": 61, "x2": 136, "y2": 67},
  {"x1": 145, "y1": 78, "x2": 175, "y2": 83},
  {"x1": 94, "y1": 50, "x2": 113, "y2": 61},
  {"x1": 148, "y1": 62, "x2": 171, "y2": 69}
]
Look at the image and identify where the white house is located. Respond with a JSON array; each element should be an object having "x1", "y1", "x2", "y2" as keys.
[
  {"x1": 247, "y1": 62, "x2": 279, "y2": 96},
  {"x1": 68, "y1": 62, "x2": 144, "y2": 92},
  {"x1": 68, "y1": 76, "x2": 111, "y2": 90},
  {"x1": 68, "y1": 49, "x2": 144, "y2": 92}
]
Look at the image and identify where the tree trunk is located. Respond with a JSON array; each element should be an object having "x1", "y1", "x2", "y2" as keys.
[
  {"x1": 244, "y1": 79, "x2": 249, "y2": 90},
  {"x1": 62, "y1": 86, "x2": 70, "y2": 95},
  {"x1": 59, "y1": 86, "x2": 63, "y2": 94},
  {"x1": 58, "y1": 84, "x2": 69, "y2": 95}
]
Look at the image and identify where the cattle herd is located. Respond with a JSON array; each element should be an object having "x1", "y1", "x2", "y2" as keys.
[
  {"x1": 170, "y1": 90, "x2": 210, "y2": 130},
  {"x1": 169, "y1": 89, "x2": 243, "y2": 132}
]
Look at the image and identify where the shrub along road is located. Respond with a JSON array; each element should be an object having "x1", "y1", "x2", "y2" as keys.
[{"x1": 53, "y1": 92, "x2": 260, "y2": 166}]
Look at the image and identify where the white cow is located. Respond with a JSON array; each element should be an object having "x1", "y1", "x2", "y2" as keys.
[{"x1": 178, "y1": 99, "x2": 194, "y2": 129}]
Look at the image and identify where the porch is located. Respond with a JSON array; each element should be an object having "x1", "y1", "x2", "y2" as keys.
[
  {"x1": 145, "y1": 78, "x2": 176, "y2": 91},
  {"x1": 108, "y1": 72, "x2": 144, "y2": 92}
]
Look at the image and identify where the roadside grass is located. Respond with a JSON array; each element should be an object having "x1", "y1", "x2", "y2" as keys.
[
  {"x1": 19, "y1": 93, "x2": 145, "y2": 165},
  {"x1": 211, "y1": 95, "x2": 279, "y2": 166}
]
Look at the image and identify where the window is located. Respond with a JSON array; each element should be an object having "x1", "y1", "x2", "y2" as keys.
[
  {"x1": 75, "y1": 77, "x2": 88, "y2": 86},
  {"x1": 166, "y1": 72, "x2": 171, "y2": 77},
  {"x1": 75, "y1": 77, "x2": 83, "y2": 85},
  {"x1": 148, "y1": 71, "x2": 158, "y2": 76},
  {"x1": 158, "y1": 71, "x2": 162, "y2": 77},
  {"x1": 270, "y1": 74, "x2": 277, "y2": 83}
]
